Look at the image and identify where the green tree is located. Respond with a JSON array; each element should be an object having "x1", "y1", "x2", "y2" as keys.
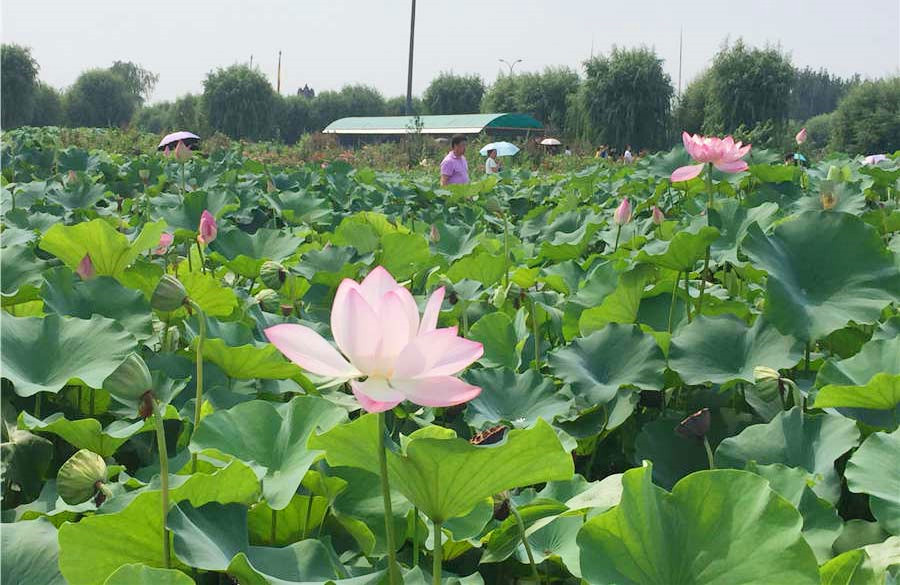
[
  {"x1": 704, "y1": 40, "x2": 794, "y2": 133},
  {"x1": 802, "y1": 112, "x2": 834, "y2": 151},
  {"x1": 673, "y1": 70, "x2": 711, "y2": 135},
  {"x1": 790, "y1": 67, "x2": 857, "y2": 121},
  {"x1": 309, "y1": 85, "x2": 386, "y2": 130},
  {"x1": 277, "y1": 94, "x2": 312, "y2": 143},
  {"x1": 830, "y1": 77, "x2": 900, "y2": 154},
  {"x1": 385, "y1": 95, "x2": 425, "y2": 116},
  {"x1": 65, "y1": 69, "x2": 137, "y2": 127},
  {"x1": 109, "y1": 61, "x2": 159, "y2": 104},
  {"x1": 484, "y1": 67, "x2": 580, "y2": 132},
  {"x1": 481, "y1": 74, "x2": 519, "y2": 114},
  {"x1": 577, "y1": 47, "x2": 673, "y2": 149},
  {"x1": 423, "y1": 72, "x2": 484, "y2": 114},
  {"x1": 171, "y1": 94, "x2": 205, "y2": 132},
  {"x1": 202, "y1": 65, "x2": 278, "y2": 140},
  {"x1": 133, "y1": 102, "x2": 173, "y2": 134},
  {"x1": 30, "y1": 82, "x2": 64, "y2": 126},
  {"x1": 1, "y1": 44, "x2": 39, "y2": 128}
]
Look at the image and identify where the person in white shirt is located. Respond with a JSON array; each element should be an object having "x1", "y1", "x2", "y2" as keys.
[
  {"x1": 623, "y1": 144, "x2": 634, "y2": 164},
  {"x1": 485, "y1": 149, "x2": 500, "y2": 174}
]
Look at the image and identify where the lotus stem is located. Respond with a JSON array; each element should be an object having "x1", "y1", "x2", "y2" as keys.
[
  {"x1": 805, "y1": 343, "x2": 811, "y2": 374},
  {"x1": 667, "y1": 272, "x2": 680, "y2": 334},
  {"x1": 196, "y1": 242, "x2": 206, "y2": 274},
  {"x1": 152, "y1": 402, "x2": 171, "y2": 569},
  {"x1": 510, "y1": 501, "x2": 540, "y2": 584},
  {"x1": 412, "y1": 507, "x2": 420, "y2": 567},
  {"x1": 377, "y1": 412, "x2": 400, "y2": 585},
  {"x1": 89, "y1": 388, "x2": 95, "y2": 416},
  {"x1": 531, "y1": 296, "x2": 540, "y2": 369},
  {"x1": 613, "y1": 224, "x2": 621, "y2": 253},
  {"x1": 271, "y1": 508, "x2": 277, "y2": 545},
  {"x1": 34, "y1": 392, "x2": 41, "y2": 419},
  {"x1": 703, "y1": 436, "x2": 715, "y2": 470},
  {"x1": 696, "y1": 247, "x2": 710, "y2": 316},
  {"x1": 189, "y1": 300, "x2": 206, "y2": 474},
  {"x1": 186, "y1": 242, "x2": 193, "y2": 272},
  {"x1": 502, "y1": 211, "x2": 510, "y2": 290},
  {"x1": 433, "y1": 521, "x2": 443, "y2": 585},
  {"x1": 683, "y1": 272, "x2": 692, "y2": 323},
  {"x1": 302, "y1": 493, "x2": 313, "y2": 539}
]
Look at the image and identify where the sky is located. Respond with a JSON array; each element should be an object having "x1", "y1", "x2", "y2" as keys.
[{"x1": 3, "y1": 0, "x2": 899, "y2": 103}]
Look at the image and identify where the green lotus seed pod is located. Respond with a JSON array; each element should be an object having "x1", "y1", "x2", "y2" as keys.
[
  {"x1": 826, "y1": 166, "x2": 842, "y2": 182},
  {"x1": 491, "y1": 283, "x2": 509, "y2": 309},
  {"x1": 255, "y1": 288, "x2": 281, "y2": 313},
  {"x1": 57, "y1": 449, "x2": 107, "y2": 505},
  {"x1": 151, "y1": 275, "x2": 188, "y2": 312},
  {"x1": 103, "y1": 352, "x2": 153, "y2": 407},
  {"x1": 260, "y1": 261, "x2": 287, "y2": 290}
]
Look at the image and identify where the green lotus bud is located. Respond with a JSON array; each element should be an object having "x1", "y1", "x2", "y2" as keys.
[
  {"x1": 484, "y1": 197, "x2": 503, "y2": 215},
  {"x1": 103, "y1": 353, "x2": 153, "y2": 409},
  {"x1": 255, "y1": 288, "x2": 281, "y2": 313},
  {"x1": 826, "y1": 166, "x2": 842, "y2": 182},
  {"x1": 491, "y1": 283, "x2": 509, "y2": 309},
  {"x1": 151, "y1": 275, "x2": 188, "y2": 312},
  {"x1": 57, "y1": 449, "x2": 108, "y2": 505},
  {"x1": 753, "y1": 366, "x2": 781, "y2": 383},
  {"x1": 138, "y1": 169, "x2": 150, "y2": 183},
  {"x1": 260, "y1": 261, "x2": 287, "y2": 290}
]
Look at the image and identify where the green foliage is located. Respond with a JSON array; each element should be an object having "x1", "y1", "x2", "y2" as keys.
[
  {"x1": 65, "y1": 69, "x2": 138, "y2": 128},
  {"x1": 790, "y1": 67, "x2": 857, "y2": 121},
  {"x1": 804, "y1": 112, "x2": 835, "y2": 151},
  {"x1": 673, "y1": 70, "x2": 711, "y2": 135},
  {"x1": 830, "y1": 77, "x2": 900, "y2": 155},
  {"x1": 309, "y1": 84, "x2": 386, "y2": 131},
  {"x1": 30, "y1": 82, "x2": 65, "y2": 127},
  {"x1": 202, "y1": 65, "x2": 278, "y2": 140},
  {"x1": 482, "y1": 67, "x2": 580, "y2": 132},
  {"x1": 109, "y1": 61, "x2": 159, "y2": 105},
  {"x1": 577, "y1": 46, "x2": 673, "y2": 150},
  {"x1": 423, "y1": 72, "x2": 485, "y2": 115},
  {"x1": 1, "y1": 44, "x2": 39, "y2": 128}
]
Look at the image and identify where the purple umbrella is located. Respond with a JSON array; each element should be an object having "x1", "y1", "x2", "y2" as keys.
[{"x1": 158, "y1": 131, "x2": 200, "y2": 151}]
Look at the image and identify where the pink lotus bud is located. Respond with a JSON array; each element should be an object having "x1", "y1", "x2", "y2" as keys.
[
  {"x1": 67, "y1": 170, "x2": 77, "y2": 184},
  {"x1": 429, "y1": 224, "x2": 440, "y2": 243},
  {"x1": 174, "y1": 141, "x2": 192, "y2": 163},
  {"x1": 795, "y1": 128, "x2": 807, "y2": 145},
  {"x1": 197, "y1": 210, "x2": 217, "y2": 245},
  {"x1": 154, "y1": 232, "x2": 174, "y2": 255},
  {"x1": 651, "y1": 205, "x2": 665, "y2": 225},
  {"x1": 163, "y1": 145, "x2": 171, "y2": 157},
  {"x1": 76, "y1": 254, "x2": 95, "y2": 280},
  {"x1": 613, "y1": 198, "x2": 632, "y2": 226}
]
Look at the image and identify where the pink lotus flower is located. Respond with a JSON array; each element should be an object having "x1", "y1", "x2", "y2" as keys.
[
  {"x1": 795, "y1": 128, "x2": 807, "y2": 145},
  {"x1": 154, "y1": 232, "x2": 174, "y2": 255},
  {"x1": 265, "y1": 266, "x2": 484, "y2": 413},
  {"x1": 863, "y1": 154, "x2": 888, "y2": 166},
  {"x1": 671, "y1": 132, "x2": 752, "y2": 182},
  {"x1": 613, "y1": 198, "x2": 632, "y2": 225},
  {"x1": 197, "y1": 210, "x2": 217, "y2": 245},
  {"x1": 76, "y1": 254, "x2": 95, "y2": 279},
  {"x1": 651, "y1": 205, "x2": 665, "y2": 225},
  {"x1": 163, "y1": 145, "x2": 171, "y2": 157},
  {"x1": 174, "y1": 140, "x2": 192, "y2": 163}
]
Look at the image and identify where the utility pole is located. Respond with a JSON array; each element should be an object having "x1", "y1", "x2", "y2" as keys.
[
  {"x1": 678, "y1": 27, "x2": 683, "y2": 96},
  {"x1": 276, "y1": 50, "x2": 282, "y2": 94},
  {"x1": 499, "y1": 58, "x2": 522, "y2": 75},
  {"x1": 249, "y1": 54, "x2": 253, "y2": 69},
  {"x1": 405, "y1": 0, "x2": 417, "y2": 115}
]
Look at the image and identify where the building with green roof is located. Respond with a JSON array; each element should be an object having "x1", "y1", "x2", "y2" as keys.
[{"x1": 322, "y1": 113, "x2": 543, "y2": 144}]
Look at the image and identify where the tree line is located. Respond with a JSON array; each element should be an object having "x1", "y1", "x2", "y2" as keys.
[{"x1": 2, "y1": 41, "x2": 897, "y2": 154}]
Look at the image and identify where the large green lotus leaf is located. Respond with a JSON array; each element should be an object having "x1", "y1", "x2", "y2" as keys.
[
  {"x1": 40, "y1": 268, "x2": 153, "y2": 341},
  {"x1": 715, "y1": 408, "x2": 860, "y2": 502},
  {"x1": 861, "y1": 536, "x2": 900, "y2": 580},
  {"x1": 741, "y1": 212, "x2": 900, "y2": 341},
  {"x1": 378, "y1": 232, "x2": 433, "y2": 281},
  {"x1": 1, "y1": 313, "x2": 137, "y2": 397},
  {"x1": 1, "y1": 244, "x2": 47, "y2": 306},
  {"x1": 431, "y1": 222, "x2": 479, "y2": 261},
  {"x1": 815, "y1": 337, "x2": 900, "y2": 411},
  {"x1": 635, "y1": 225, "x2": 720, "y2": 272},
  {"x1": 198, "y1": 337, "x2": 302, "y2": 379},
  {"x1": 668, "y1": 315, "x2": 803, "y2": 385},
  {"x1": 539, "y1": 218, "x2": 602, "y2": 261},
  {"x1": 209, "y1": 227, "x2": 300, "y2": 278},
  {"x1": 550, "y1": 324, "x2": 665, "y2": 405},
  {"x1": 330, "y1": 466, "x2": 411, "y2": 556},
  {"x1": 744, "y1": 462, "x2": 842, "y2": 562},
  {"x1": 707, "y1": 200, "x2": 779, "y2": 265},
  {"x1": 247, "y1": 494, "x2": 329, "y2": 547},
  {"x1": 469, "y1": 311, "x2": 522, "y2": 370},
  {"x1": 577, "y1": 464, "x2": 820, "y2": 585},
  {"x1": 333, "y1": 211, "x2": 399, "y2": 254},
  {"x1": 1, "y1": 428, "x2": 53, "y2": 503},
  {"x1": 39, "y1": 218, "x2": 166, "y2": 279},
  {"x1": 263, "y1": 189, "x2": 333, "y2": 226},
  {"x1": 168, "y1": 501, "x2": 356, "y2": 583},
  {"x1": 1, "y1": 518, "x2": 66, "y2": 585},
  {"x1": 190, "y1": 396, "x2": 346, "y2": 510},
  {"x1": 103, "y1": 564, "x2": 195, "y2": 585},
  {"x1": 446, "y1": 252, "x2": 506, "y2": 287},
  {"x1": 311, "y1": 416, "x2": 573, "y2": 523},
  {"x1": 819, "y1": 549, "x2": 880, "y2": 585},
  {"x1": 464, "y1": 368, "x2": 572, "y2": 429},
  {"x1": 18, "y1": 411, "x2": 160, "y2": 457},
  {"x1": 173, "y1": 263, "x2": 238, "y2": 317},
  {"x1": 47, "y1": 180, "x2": 107, "y2": 210},
  {"x1": 58, "y1": 461, "x2": 259, "y2": 585},
  {"x1": 578, "y1": 265, "x2": 655, "y2": 336},
  {"x1": 155, "y1": 190, "x2": 239, "y2": 237},
  {"x1": 845, "y1": 428, "x2": 900, "y2": 535}
]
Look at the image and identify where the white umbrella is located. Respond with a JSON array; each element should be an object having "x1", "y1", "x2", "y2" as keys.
[
  {"x1": 540, "y1": 138, "x2": 561, "y2": 146},
  {"x1": 479, "y1": 141, "x2": 519, "y2": 157},
  {"x1": 158, "y1": 131, "x2": 200, "y2": 151}
]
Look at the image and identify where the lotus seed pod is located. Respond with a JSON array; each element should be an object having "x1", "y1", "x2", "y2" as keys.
[
  {"x1": 255, "y1": 288, "x2": 281, "y2": 313},
  {"x1": 821, "y1": 191, "x2": 837, "y2": 210},
  {"x1": 57, "y1": 449, "x2": 107, "y2": 505},
  {"x1": 260, "y1": 261, "x2": 287, "y2": 290},
  {"x1": 753, "y1": 366, "x2": 781, "y2": 382},
  {"x1": 675, "y1": 408, "x2": 711, "y2": 440},
  {"x1": 151, "y1": 275, "x2": 188, "y2": 312},
  {"x1": 279, "y1": 304, "x2": 294, "y2": 317},
  {"x1": 103, "y1": 353, "x2": 153, "y2": 408}
]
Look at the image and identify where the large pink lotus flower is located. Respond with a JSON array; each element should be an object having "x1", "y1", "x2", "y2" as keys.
[
  {"x1": 174, "y1": 140, "x2": 192, "y2": 164},
  {"x1": 76, "y1": 254, "x2": 95, "y2": 279},
  {"x1": 671, "y1": 132, "x2": 752, "y2": 182},
  {"x1": 154, "y1": 232, "x2": 174, "y2": 255},
  {"x1": 795, "y1": 128, "x2": 807, "y2": 145},
  {"x1": 197, "y1": 210, "x2": 217, "y2": 245},
  {"x1": 265, "y1": 266, "x2": 484, "y2": 413}
]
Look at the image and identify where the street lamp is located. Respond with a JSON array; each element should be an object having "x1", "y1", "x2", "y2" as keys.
[{"x1": 499, "y1": 58, "x2": 522, "y2": 75}]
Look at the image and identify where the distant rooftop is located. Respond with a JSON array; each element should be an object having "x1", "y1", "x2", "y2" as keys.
[{"x1": 322, "y1": 113, "x2": 543, "y2": 135}]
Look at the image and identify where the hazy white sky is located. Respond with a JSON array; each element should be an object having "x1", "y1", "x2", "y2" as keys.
[{"x1": 3, "y1": 0, "x2": 899, "y2": 103}]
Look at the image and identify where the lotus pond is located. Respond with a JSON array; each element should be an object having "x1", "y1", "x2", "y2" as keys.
[{"x1": 1, "y1": 127, "x2": 899, "y2": 585}]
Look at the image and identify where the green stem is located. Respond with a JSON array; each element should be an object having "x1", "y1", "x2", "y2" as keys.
[
  {"x1": 805, "y1": 343, "x2": 811, "y2": 375},
  {"x1": 186, "y1": 242, "x2": 193, "y2": 272},
  {"x1": 502, "y1": 212, "x2": 510, "y2": 290},
  {"x1": 703, "y1": 437, "x2": 715, "y2": 470},
  {"x1": 377, "y1": 412, "x2": 400, "y2": 585},
  {"x1": 34, "y1": 393, "x2": 41, "y2": 419},
  {"x1": 412, "y1": 508, "x2": 420, "y2": 567},
  {"x1": 271, "y1": 508, "x2": 278, "y2": 545},
  {"x1": 705, "y1": 162, "x2": 714, "y2": 209},
  {"x1": 433, "y1": 521, "x2": 443, "y2": 585},
  {"x1": 180, "y1": 162, "x2": 186, "y2": 196},
  {"x1": 613, "y1": 224, "x2": 621, "y2": 252},
  {"x1": 683, "y1": 271, "x2": 692, "y2": 323},
  {"x1": 510, "y1": 502, "x2": 540, "y2": 584},
  {"x1": 89, "y1": 388, "x2": 95, "y2": 417},
  {"x1": 152, "y1": 403, "x2": 171, "y2": 569},
  {"x1": 196, "y1": 242, "x2": 206, "y2": 274},
  {"x1": 667, "y1": 272, "x2": 680, "y2": 334},
  {"x1": 531, "y1": 296, "x2": 540, "y2": 369},
  {"x1": 696, "y1": 247, "x2": 710, "y2": 316},
  {"x1": 189, "y1": 301, "x2": 206, "y2": 474},
  {"x1": 461, "y1": 303, "x2": 469, "y2": 337},
  {"x1": 302, "y1": 493, "x2": 314, "y2": 539}
]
